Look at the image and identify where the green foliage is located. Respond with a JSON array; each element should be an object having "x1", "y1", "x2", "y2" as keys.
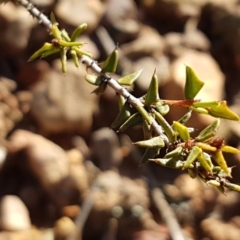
[
  {"x1": 184, "y1": 65, "x2": 204, "y2": 99},
  {"x1": 28, "y1": 15, "x2": 240, "y2": 194},
  {"x1": 29, "y1": 13, "x2": 92, "y2": 73},
  {"x1": 101, "y1": 47, "x2": 119, "y2": 73},
  {"x1": 145, "y1": 70, "x2": 159, "y2": 107},
  {"x1": 118, "y1": 69, "x2": 143, "y2": 86}
]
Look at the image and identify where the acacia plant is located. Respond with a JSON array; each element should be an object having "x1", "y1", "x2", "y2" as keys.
[{"x1": 2, "y1": 0, "x2": 240, "y2": 194}]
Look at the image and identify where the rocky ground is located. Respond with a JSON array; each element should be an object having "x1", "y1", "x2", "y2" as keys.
[{"x1": 1, "y1": 0, "x2": 240, "y2": 240}]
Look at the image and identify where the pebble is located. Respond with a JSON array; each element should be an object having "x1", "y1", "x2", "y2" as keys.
[{"x1": 0, "y1": 195, "x2": 31, "y2": 231}]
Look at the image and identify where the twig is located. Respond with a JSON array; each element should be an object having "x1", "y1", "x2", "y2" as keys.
[
  {"x1": 15, "y1": 0, "x2": 52, "y2": 29},
  {"x1": 151, "y1": 188, "x2": 186, "y2": 240},
  {"x1": 67, "y1": 185, "x2": 98, "y2": 240},
  {"x1": 15, "y1": 0, "x2": 169, "y2": 143},
  {"x1": 101, "y1": 218, "x2": 118, "y2": 240}
]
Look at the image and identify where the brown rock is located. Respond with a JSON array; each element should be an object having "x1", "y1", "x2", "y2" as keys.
[
  {"x1": 61, "y1": 205, "x2": 80, "y2": 219},
  {"x1": 182, "y1": 29, "x2": 210, "y2": 52},
  {"x1": 0, "y1": 146, "x2": 7, "y2": 171},
  {"x1": 201, "y1": 218, "x2": 240, "y2": 240},
  {"x1": 133, "y1": 227, "x2": 169, "y2": 240},
  {"x1": 164, "y1": 174, "x2": 201, "y2": 201},
  {"x1": 199, "y1": 2, "x2": 240, "y2": 102},
  {"x1": 31, "y1": 0, "x2": 54, "y2": 6},
  {"x1": 91, "y1": 128, "x2": 123, "y2": 171},
  {"x1": 17, "y1": 61, "x2": 51, "y2": 88},
  {"x1": 140, "y1": 0, "x2": 238, "y2": 32},
  {"x1": 30, "y1": 61, "x2": 99, "y2": 136},
  {"x1": 93, "y1": 171, "x2": 123, "y2": 211},
  {"x1": 0, "y1": 228, "x2": 46, "y2": 240},
  {"x1": 66, "y1": 148, "x2": 89, "y2": 200},
  {"x1": 8, "y1": 130, "x2": 69, "y2": 205},
  {"x1": 86, "y1": 171, "x2": 155, "y2": 240},
  {"x1": 0, "y1": 78, "x2": 23, "y2": 138},
  {"x1": 0, "y1": 2, "x2": 36, "y2": 57},
  {"x1": 55, "y1": 0, "x2": 105, "y2": 32},
  {"x1": 0, "y1": 195, "x2": 31, "y2": 231},
  {"x1": 121, "y1": 25, "x2": 165, "y2": 59},
  {"x1": 54, "y1": 217, "x2": 77, "y2": 240},
  {"x1": 164, "y1": 30, "x2": 210, "y2": 58},
  {"x1": 104, "y1": 0, "x2": 140, "y2": 42}
]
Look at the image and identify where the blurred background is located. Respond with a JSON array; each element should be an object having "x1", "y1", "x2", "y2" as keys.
[{"x1": 0, "y1": 0, "x2": 240, "y2": 239}]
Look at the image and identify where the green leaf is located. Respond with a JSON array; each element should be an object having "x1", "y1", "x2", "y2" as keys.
[
  {"x1": 190, "y1": 107, "x2": 209, "y2": 115},
  {"x1": 111, "y1": 102, "x2": 132, "y2": 129},
  {"x1": 155, "y1": 102, "x2": 170, "y2": 116},
  {"x1": 58, "y1": 39, "x2": 85, "y2": 47},
  {"x1": 172, "y1": 121, "x2": 190, "y2": 141},
  {"x1": 85, "y1": 74, "x2": 102, "y2": 85},
  {"x1": 72, "y1": 46, "x2": 93, "y2": 58},
  {"x1": 70, "y1": 50, "x2": 79, "y2": 68},
  {"x1": 183, "y1": 146, "x2": 202, "y2": 169},
  {"x1": 164, "y1": 146, "x2": 183, "y2": 158},
  {"x1": 178, "y1": 111, "x2": 192, "y2": 125},
  {"x1": 102, "y1": 47, "x2": 119, "y2": 73},
  {"x1": 193, "y1": 101, "x2": 219, "y2": 108},
  {"x1": 60, "y1": 47, "x2": 68, "y2": 73},
  {"x1": 41, "y1": 48, "x2": 60, "y2": 58},
  {"x1": 207, "y1": 101, "x2": 240, "y2": 121},
  {"x1": 118, "y1": 95, "x2": 125, "y2": 110},
  {"x1": 134, "y1": 136, "x2": 165, "y2": 148},
  {"x1": 51, "y1": 24, "x2": 62, "y2": 39},
  {"x1": 208, "y1": 180, "x2": 225, "y2": 194},
  {"x1": 61, "y1": 29, "x2": 71, "y2": 42},
  {"x1": 150, "y1": 157, "x2": 185, "y2": 169},
  {"x1": 142, "y1": 120, "x2": 152, "y2": 140},
  {"x1": 139, "y1": 147, "x2": 160, "y2": 166},
  {"x1": 195, "y1": 119, "x2": 220, "y2": 142},
  {"x1": 50, "y1": 12, "x2": 57, "y2": 24},
  {"x1": 119, "y1": 112, "x2": 143, "y2": 132},
  {"x1": 184, "y1": 66, "x2": 204, "y2": 100},
  {"x1": 28, "y1": 43, "x2": 55, "y2": 61},
  {"x1": 135, "y1": 105, "x2": 152, "y2": 125},
  {"x1": 213, "y1": 150, "x2": 231, "y2": 177},
  {"x1": 221, "y1": 145, "x2": 240, "y2": 154},
  {"x1": 71, "y1": 23, "x2": 88, "y2": 42},
  {"x1": 145, "y1": 70, "x2": 159, "y2": 107},
  {"x1": 197, "y1": 151, "x2": 213, "y2": 173},
  {"x1": 224, "y1": 182, "x2": 240, "y2": 192},
  {"x1": 207, "y1": 180, "x2": 221, "y2": 187},
  {"x1": 188, "y1": 168, "x2": 197, "y2": 178},
  {"x1": 118, "y1": 69, "x2": 143, "y2": 86},
  {"x1": 154, "y1": 110, "x2": 176, "y2": 143}
]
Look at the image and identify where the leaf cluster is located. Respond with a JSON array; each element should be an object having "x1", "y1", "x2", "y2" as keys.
[
  {"x1": 29, "y1": 17, "x2": 240, "y2": 194},
  {"x1": 29, "y1": 13, "x2": 92, "y2": 73}
]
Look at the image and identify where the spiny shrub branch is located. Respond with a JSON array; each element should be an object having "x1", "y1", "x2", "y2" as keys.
[{"x1": 4, "y1": 0, "x2": 240, "y2": 194}]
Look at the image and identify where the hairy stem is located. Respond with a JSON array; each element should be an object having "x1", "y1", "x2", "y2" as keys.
[
  {"x1": 15, "y1": 0, "x2": 169, "y2": 143},
  {"x1": 15, "y1": 0, "x2": 52, "y2": 29}
]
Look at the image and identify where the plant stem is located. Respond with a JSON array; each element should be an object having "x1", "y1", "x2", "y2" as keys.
[
  {"x1": 80, "y1": 55, "x2": 169, "y2": 143},
  {"x1": 15, "y1": 0, "x2": 52, "y2": 29},
  {"x1": 15, "y1": 0, "x2": 169, "y2": 143}
]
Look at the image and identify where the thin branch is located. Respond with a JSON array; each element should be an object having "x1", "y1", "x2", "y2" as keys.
[
  {"x1": 81, "y1": 56, "x2": 169, "y2": 143},
  {"x1": 16, "y1": 0, "x2": 169, "y2": 143},
  {"x1": 151, "y1": 188, "x2": 186, "y2": 240},
  {"x1": 15, "y1": 0, "x2": 52, "y2": 29}
]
